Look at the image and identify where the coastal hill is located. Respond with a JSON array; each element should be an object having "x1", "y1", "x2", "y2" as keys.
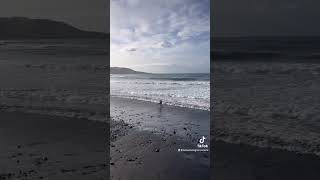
[
  {"x1": 111, "y1": 67, "x2": 146, "y2": 74},
  {"x1": 0, "y1": 17, "x2": 108, "y2": 39}
]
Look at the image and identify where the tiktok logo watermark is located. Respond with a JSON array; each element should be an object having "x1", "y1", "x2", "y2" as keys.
[
  {"x1": 177, "y1": 136, "x2": 209, "y2": 152},
  {"x1": 197, "y1": 136, "x2": 208, "y2": 148},
  {"x1": 199, "y1": 136, "x2": 206, "y2": 143}
]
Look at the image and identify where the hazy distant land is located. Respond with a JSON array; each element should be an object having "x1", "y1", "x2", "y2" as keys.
[
  {"x1": 0, "y1": 17, "x2": 108, "y2": 39},
  {"x1": 110, "y1": 67, "x2": 146, "y2": 74}
]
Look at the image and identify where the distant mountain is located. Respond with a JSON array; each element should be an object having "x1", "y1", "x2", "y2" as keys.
[
  {"x1": 0, "y1": 17, "x2": 108, "y2": 39},
  {"x1": 110, "y1": 67, "x2": 146, "y2": 74}
]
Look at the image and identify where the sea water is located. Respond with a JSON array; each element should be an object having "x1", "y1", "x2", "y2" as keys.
[
  {"x1": 110, "y1": 73, "x2": 210, "y2": 111},
  {"x1": 213, "y1": 36, "x2": 320, "y2": 155},
  {"x1": 0, "y1": 39, "x2": 108, "y2": 120}
]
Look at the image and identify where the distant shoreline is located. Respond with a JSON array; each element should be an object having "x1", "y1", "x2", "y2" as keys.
[
  {"x1": 110, "y1": 67, "x2": 210, "y2": 75},
  {"x1": 110, "y1": 67, "x2": 146, "y2": 74},
  {"x1": 0, "y1": 17, "x2": 108, "y2": 39}
]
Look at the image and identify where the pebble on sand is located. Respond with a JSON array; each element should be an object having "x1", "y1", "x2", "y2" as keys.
[{"x1": 154, "y1": 148, "x2": 160, "y2": 152}]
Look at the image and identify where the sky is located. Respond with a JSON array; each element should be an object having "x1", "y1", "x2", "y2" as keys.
[
  {"x1": 0, "y1": 0, "x2": 109, "y2": 33},
  {"x1": 111, "y1": 0, "x2": 210, "y2": 73},
  {"x1": 213, "y1": 0, "x2": 320, "y2": 37}
]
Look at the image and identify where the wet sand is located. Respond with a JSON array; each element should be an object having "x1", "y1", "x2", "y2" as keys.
[
  {"x1": 111, "y1": 97, "x2": 210, "y2": 142},
  {"x1": 0, "y1": 111, "x2": 108, "y2": 180},
  {"x1": 212, "y1": 140, "x2": 320, "y2": 180},
  {"x1": 110, "y1": 97, "x2": 210, "y2": 180}
]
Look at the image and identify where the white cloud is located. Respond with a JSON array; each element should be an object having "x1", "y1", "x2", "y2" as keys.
[{"x1": 111, "y1": 0, "x2": 210, "y2": 73}]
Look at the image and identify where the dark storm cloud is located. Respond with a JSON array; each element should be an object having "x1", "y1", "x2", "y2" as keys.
[
  {"x1": 0, "y1": 0, "x2": 109, "y2": 32},
  {"x1": 212, "y1": 0, "x2": 320, "y2": 36}
]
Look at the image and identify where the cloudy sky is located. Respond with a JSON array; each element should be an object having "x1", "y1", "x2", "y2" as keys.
[{"x1": 111, "y1": 0, "x2": 210, "y2": 73}]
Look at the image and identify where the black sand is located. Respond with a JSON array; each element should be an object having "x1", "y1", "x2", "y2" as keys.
[
  {"x1": 110, "y1": 97, "x2": 210, "y2": 180},
  {"x1": 0, "y1": 112, "x2": 108, "y2": 180},
  {"x1": 212, "y1": 140, "x2": 320, "y2": 180}
]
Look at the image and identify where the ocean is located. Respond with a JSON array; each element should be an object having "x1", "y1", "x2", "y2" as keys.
[
  {"x1": 0, "y1": 39, "x2": 108, "y2": 121},
  {"x1": 110, "y1": 73, "x2": 210, "y2": 111},
  {"x1": 214, "y1": 36, "x2": 320, "y2": 63},
  {"x1": 213, "y1": 37, "x2": 320, "y2": 156}
]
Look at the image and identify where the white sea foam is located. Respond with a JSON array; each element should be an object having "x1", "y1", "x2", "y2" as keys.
[
  {"x1": 110, "y1": 74, "x2": 210, "y2": 111},
  {"x1": 0, "y1": 39, "x2": 108, "y2": 121},
  {"x1": 213, "y1": 61, "x2": 320, "y2": 156}
]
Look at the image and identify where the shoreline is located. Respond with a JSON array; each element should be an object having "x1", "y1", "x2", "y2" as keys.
[
  {"x1": 110, "y1": 95, "x2": 210, "y2": 111},
  {"x1": 212, "y1": 60, "x2": 320, "y2": 179},
  {"x1": 213, "y1": 61, "x2": 320, "y2": 156},
  {"x1": 111, "y1": 96, "x2": 210, "y2": 143},
  {"x1": 110, "y1": 95, "x2": 210, "y2": 112},
  {"x1": 110, "y1": 96, "x2": 210, "y2": 180},
  {"x1": 110, "y1": 94, "x2": 210, "y2": 111}
]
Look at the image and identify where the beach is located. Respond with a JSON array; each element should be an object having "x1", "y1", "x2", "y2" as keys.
[
  {"x1": 213, "y1": 61, "x2": 320, "y2": 154},
  {"x1": 212, "y1": 62, "x2": 320, "y2": 179},
  {"x1": 109, "y1": 72, "x2": 210, "y2": 179},
  {"x1": 211, "y1": 62, "x2": 320, "y2": 180},
  {"x1": 0, "y1": 39, "x2": 109, "y2": 179},
  {"x1": 211, "y1": 37, "x2": 320, "y2": 179},
  {"x1": 212, "y1": 139, "x2": 320, "y2": 180},
  {"x1": 0, "y1": 94, "x2": 210, "y2": 180},
  {"x1": 0, "y1": 111, "x2": 107, "y2": 180},
  {"x1": 110, "y1": 97, "x2": 210, "y2": 180}
]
